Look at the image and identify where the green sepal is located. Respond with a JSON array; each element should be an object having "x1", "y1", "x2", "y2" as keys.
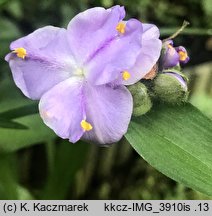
[
  {"x1": 128, "y1": 82, "x2": 152, "y2": 116},
  {"x1": 162, "y1": 69, "x2": 189, "y2": 83},
  {"x1": 153, "y1": 73, "x2": 188, "y2": 104}
]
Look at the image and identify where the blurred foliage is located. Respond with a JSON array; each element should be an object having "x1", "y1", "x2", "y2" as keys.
[
  {"x1": 0, "y1": 0, "x2": 211, "y2": 199},
  {"x1": 188, "y1": 62, "x2": 212, "y2": 119}
]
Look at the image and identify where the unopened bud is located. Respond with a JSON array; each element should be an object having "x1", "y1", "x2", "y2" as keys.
[
  {"x1": 160, "y1": 40, "x2": 190, "y2": 69},
  {"x1": 128, "y1": 82, "x2": 152, "y2": 116},
  {"x1": 176, "y1": 46, "x2": 190, "y2": 64},
  {"x1": 153, "y1": 72, "x2": 188, "y2": 104},
  {"x1": 161, "y1": 40, "x2": 180, "y2": 69}
]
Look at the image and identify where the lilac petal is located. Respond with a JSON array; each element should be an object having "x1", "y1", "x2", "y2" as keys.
[
  {"x1": 142, "y1": 23, "x2": 160, "y2": 39},
  {"x1": 113, "y1": 5, "x2": 125, "y2": 20},
  {"x1": 67, "y1": 6, "x2": 125, "y2": 65},
  {"x1": 163, "y1": 47, "x2": 179, "y2": 68},
  {"x1": 162, "y1": 41, "x2": 180, "y2": 69},
  {"x1": 6, "y1": 26, "x2": 76, "y2": 100},
  {"x1": 82, "y1": 84, "x2": 133, "y2": 144},
  {"x1": 85, "y1": 19, "x2": 143, "y2": 85},
  {"x1": 39, "y1": 77, "x2": 85, "y2": 143},
  {"x1": 123, "y1": 24, "x2": 162, "y2": 85}
]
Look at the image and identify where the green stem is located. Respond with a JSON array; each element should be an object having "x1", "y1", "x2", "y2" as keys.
[
  {"x1": 163, "y1": 21, "x2": 190, "y2": 41},
  {"x1": 161, "y1": 27, "x2": 212, "y2": 37}
]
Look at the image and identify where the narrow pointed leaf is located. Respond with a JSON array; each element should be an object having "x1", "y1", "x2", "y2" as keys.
[
  {"x1": 0, "y1": 103, "x2": 38, "y2": 119},
  {"x1": 0, "y1": 117, "x2": 28, "y2": 129},
  {"x1": 125, "y1": 103, "x2": 212, "y2": 196},
  {"x1": 0, "y1": 77, "x2": 55, "y2": 152}
]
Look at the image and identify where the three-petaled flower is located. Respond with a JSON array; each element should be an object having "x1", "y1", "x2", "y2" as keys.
[{"x1": 5, "y1": 6, "x2": 161, "y2": 144}]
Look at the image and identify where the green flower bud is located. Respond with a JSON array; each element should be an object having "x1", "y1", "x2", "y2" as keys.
[
  {"x1": 153, "y1": 72, "x2": 188, "y2": 104},
  {"x1": 128, "y1": 82, "x2": 152, "y2": 116}
]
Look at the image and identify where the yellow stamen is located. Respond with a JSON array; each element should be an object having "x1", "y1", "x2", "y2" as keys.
[
  {"x1": 116, "y1": 22, "x2": 126, "y2": 34},
  {"x1": 178, "y1": 51, "x2": 187, "y2": 61},
  {"x1": 122, "y1": 71, "x2": 131, "y2": 80},
  {"x1": 81, "y1": 120, "x2": 93, "y2": 131},
  {"x1": 168, "y1": 44, "x2": 173, "y2": 49},
  {"x1": 168, "y1": 44, "x2": 176, "y2": 56},
  {"x1": 12, "y1": 47, "x2": 27, "y2": 59}
]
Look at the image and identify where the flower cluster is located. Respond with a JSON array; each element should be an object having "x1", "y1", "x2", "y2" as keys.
[
  {"x1": 5, "y1": 6, "x2": 162, "y2": 144},
  {"x1": 128, "y1": 38, "x2": 190, "y2": 114},
  {"x1": 152, "y1": 39, "x2": 190, "y2": 104}
]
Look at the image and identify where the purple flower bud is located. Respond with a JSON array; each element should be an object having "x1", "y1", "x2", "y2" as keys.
[
  {"x1": 176, "y1": 46, "x2": 190, "y2": 64},
  {"x1": 161, "y1": 40, "x2": 180, "y2": 69},
  {"x1": 161, "y1": 40, "x2": 189, "y2": 69}
]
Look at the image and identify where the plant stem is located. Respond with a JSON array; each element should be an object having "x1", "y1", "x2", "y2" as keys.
[{"x1": 163, "y1": 21, "x2": 190, "y2": 41}]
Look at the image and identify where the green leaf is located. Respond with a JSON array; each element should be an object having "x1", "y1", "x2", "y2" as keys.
[
  {"x1": 125, "y1": 103, "x2": 212, "y2": 196},
  {"x1": 41, "y1": 141, "x2": 89, "y2": 199},
  {"x1": 0, "y1": 76, "x2": 55, "y2": 152},
  {"x1": 0, "y1": 103, "x2": 38, "y2": 119},
  {"x1": 0, "y1": 154, "x2": 18, "y2": 199},
  {"x1": 0, "y1": 153, "x2": 33, "y2": 199},
  {"x1": 0, "y1": 117, "x2": 28, "y2": 129},
  {"x1": 0, "y1": 115, "x2": 56, "y2": 152},
  {"x1": 17, "y1": 185, "x2": 34, "y2": 200}
]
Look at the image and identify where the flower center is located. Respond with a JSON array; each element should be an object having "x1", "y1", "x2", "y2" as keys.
[{"x1": 74, "y1": 68, "x2": 85, "y2": 77}]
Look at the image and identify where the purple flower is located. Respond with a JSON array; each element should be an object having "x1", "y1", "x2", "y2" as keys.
[
  {"x1": 5, "y1": 6, "x2": 161, "y2": 144},
  {"x1": 175, "y1": 46, "x2": 190, "y2": 64},
  {"x1": 161, "y1": 40, "x2": 189, "y2": 69},
  {"x1": 123, "y1": 23, "x2": 162, "y2": 85}
]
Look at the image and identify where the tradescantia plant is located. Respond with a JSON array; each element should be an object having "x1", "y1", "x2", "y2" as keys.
[
  {"x1": 5, "y1": 5, "x2": 162, "y2": 144},
  {"x1": 2, "y1": 5, "x2": 212, "y2": 196}
]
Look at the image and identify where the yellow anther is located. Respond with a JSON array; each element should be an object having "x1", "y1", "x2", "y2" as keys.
[
  {"x1": 167, "y1": 44, "x2": 176, "y2": 56},
  {"x1": 116, "y1": 22, "x2": 126, "y2": 34},
  {"x1": 122, "y1": 71, "x2": 131, "y2": 80},
  {"x1": 178, "y1": 51, "x2": 187, "y2": 61},
  {"x1": 13, "y1": 47, "x2": 27, "y2": 59},
  {"x1": 81, "y1": 120, "x2": 93, "y2": 131},
  {"x1": 168, "y1": 44, "x2": 173, "y2": 49}
]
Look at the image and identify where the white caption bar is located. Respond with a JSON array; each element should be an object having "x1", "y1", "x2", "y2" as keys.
[{"x1": 0, "y1": 200, "x2": 211, "y2": 216}]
